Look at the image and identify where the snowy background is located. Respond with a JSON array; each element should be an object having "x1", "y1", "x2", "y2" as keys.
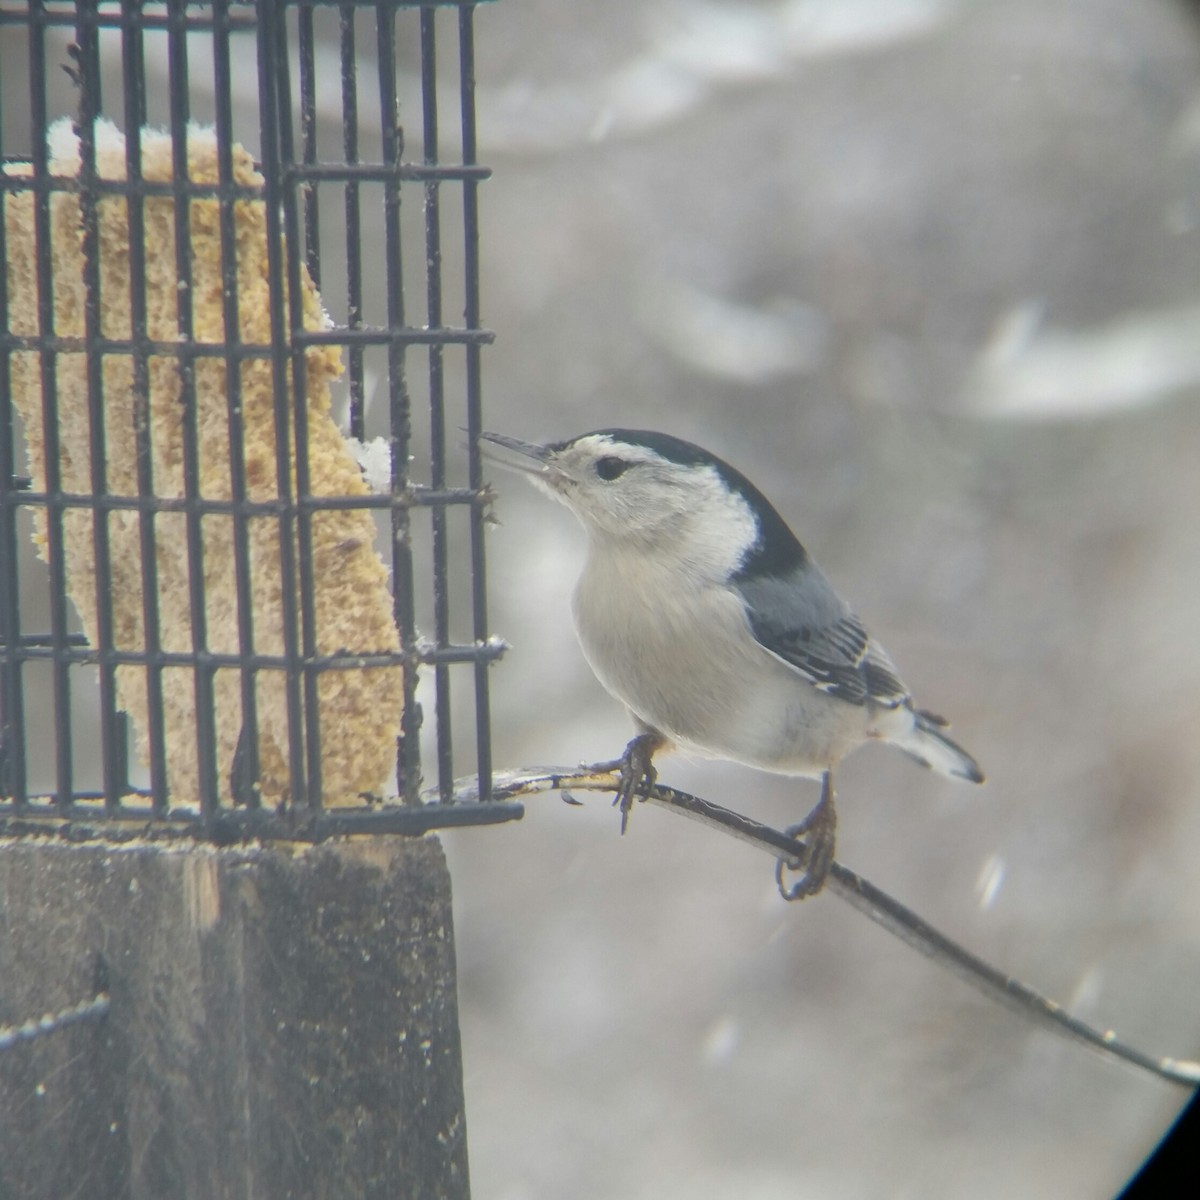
[
  {"x1": 4, "y1": 1, "x2": 1200, "y2": 1196},
  {"x1": 449, "y1": 2, "x2": 1200, "y2": 1197}
]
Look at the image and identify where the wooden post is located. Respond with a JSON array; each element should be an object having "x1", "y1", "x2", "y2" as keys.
[{"x1": 0, "y1": 836, "x2": 471, "y2": 1199}]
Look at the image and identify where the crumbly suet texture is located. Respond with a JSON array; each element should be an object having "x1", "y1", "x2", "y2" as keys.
[{"x1": 3, "y1": 120, "x2": 403, "y2": 805}]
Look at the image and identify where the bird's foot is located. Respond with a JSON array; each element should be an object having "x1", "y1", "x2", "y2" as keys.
[
  {"x1": 775, "y1": 772, "x2": 837, "y2": 901},
  {"x1": 606, "y1": 732, "x2": 662, "y2": 834}
]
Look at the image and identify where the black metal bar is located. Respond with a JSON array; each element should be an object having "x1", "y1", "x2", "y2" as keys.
[
  {"x1": 286, "y1": 0, "x2": 497, "y2": 8},
  {"x1": 0, "y1": 8, "x2": 260, "y2": 32},
  {"x1": 273, "y1": 1, "x2": 326, "y2": 813},
  {"x1": 295, "y1": 325, "x2": 495, "y2": 346},
  {"x1": 0, "y1": 797, "x2": 524, "y2": 842},
  {"x1": 256, "y1": 0, "x2": 309, "y2": 811},
  {"x1": 377, "y1": 5, "x2": 421, "y2": 806},
  {"x1": 2, "y1": 323, "x2": 497, "y2": 352},
  {"x1": 0, "y1": 634, "x2": 89, "y2": 649},
  {"x1": 8, "y1": 484, "x2": 489, "y2": 514},
  {"x1": 0, "y1": 173, "x2": 280, "y2": 200},
  {"x1": 29, "y1": 0, "x2": 75, "y2": 808},
  {"x1": 459, "y1": 2, "x2": 494, "y2": 803},
  {"x1": 212, "y1": 0, "x2": 264, "y2": 810},
  {"x1": 341, "y1": 2, "x2": 366, "y2": 441},
  {"x1": 0, "y1": 163, "x2": 492, "y2": 192},
  {"x1": 121, "y1": 0, "x2": 168, "y2": 811},
  {"x1": 0, "y1": 639, "x2": 505, "y2": 671},
  {"x1": 420, "y1": 6, "x2": 455, "y2": 804},
  {"x1": 0, "y1": 14, "x2": 27, "y2": 806},
  {"x1": 288, "y1": 161, "x2": 492, "y2": 183},
  {"x1": 76, "y1": 0, "x2": 124, "y2": 816},
  {"x1": 290, "y1": 0, "x2": 497, "y2": 7},
  {"x1": 297, "y1": 0, "x2": 321, "y2": 288},
  {"x1": 169, "y1": 0, "x2": 220, "y2": 816}
]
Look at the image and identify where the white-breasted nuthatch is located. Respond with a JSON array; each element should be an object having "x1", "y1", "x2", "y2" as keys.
[{"x1": 483, "y1": 428, "x2": 983, "y2": 898}]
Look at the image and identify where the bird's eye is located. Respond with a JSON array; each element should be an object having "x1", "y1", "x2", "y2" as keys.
[{"x1": 595, "y1": 456, "x2": 629, "y2": 481}]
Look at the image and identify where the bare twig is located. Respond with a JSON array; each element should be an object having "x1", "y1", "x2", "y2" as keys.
[{"x1": 443, "y1": 766, "x2": 1200, "y2": 1090}]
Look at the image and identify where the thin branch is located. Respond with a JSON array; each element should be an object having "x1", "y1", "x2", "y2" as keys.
[{"x1": 446, "y1": 766, "x2": 1200, "y2": 1091}]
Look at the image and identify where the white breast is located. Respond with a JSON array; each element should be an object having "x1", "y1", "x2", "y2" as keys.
[{"x1": 572, "y1": 547, "x2": 869, "y2": 775}]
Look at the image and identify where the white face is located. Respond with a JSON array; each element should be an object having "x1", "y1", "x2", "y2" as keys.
[
  {"x1": 483, "y1": 433, "x2": 760, "y2": 585},
  {"x1": 531, "y1": 434, "x2": 720, "y2": 536},
  {"x1": 482, "y1": 428, "x2": 771, "y2": 586}
]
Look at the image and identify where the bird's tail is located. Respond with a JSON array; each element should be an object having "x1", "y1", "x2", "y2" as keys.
[{"x1": 896, "y1": 708, "x2": 984, "y2": 784}]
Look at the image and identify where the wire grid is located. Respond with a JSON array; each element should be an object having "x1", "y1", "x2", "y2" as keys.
[{"x1": 0, "y1": 0, "x2": 518, "y2": 838}]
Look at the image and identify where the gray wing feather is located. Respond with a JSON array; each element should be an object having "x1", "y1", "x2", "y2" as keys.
[{"x1": 735, "y1": 563, "x2": 909, "y2": 708}]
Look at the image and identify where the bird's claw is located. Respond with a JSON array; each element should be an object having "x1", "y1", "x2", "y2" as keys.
[
  {"x1": 775, "y1": 774, "x2": 837, "y2": 901},
  {"x1": 612, "y1": 733, "x2": 661, "y2": 834}
]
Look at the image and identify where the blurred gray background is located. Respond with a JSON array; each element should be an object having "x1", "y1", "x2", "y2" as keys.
[
  {"x1": 452, "y1": 2, "x2": 1200, "y2": 1197},
  {"x1": 4, "y1": 0, "x2": 1200, "y2": 1196}
]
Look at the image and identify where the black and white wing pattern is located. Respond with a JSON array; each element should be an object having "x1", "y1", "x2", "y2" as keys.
[{"x1": 734, "y1": 561, "x2": 909, "y2": 709}]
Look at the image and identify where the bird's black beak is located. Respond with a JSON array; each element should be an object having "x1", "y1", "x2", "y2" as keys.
[
  {"x1": 480, "y1": 431, "x2": 574, "y2": 494},
  {"x1": 480, "y1": 431, "x2": 552, "y2": 463}
]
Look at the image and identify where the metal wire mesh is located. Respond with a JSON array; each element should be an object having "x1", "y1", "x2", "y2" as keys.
[{"x1": 0, "y1": 0, "x2": 518, "y2": 839}]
